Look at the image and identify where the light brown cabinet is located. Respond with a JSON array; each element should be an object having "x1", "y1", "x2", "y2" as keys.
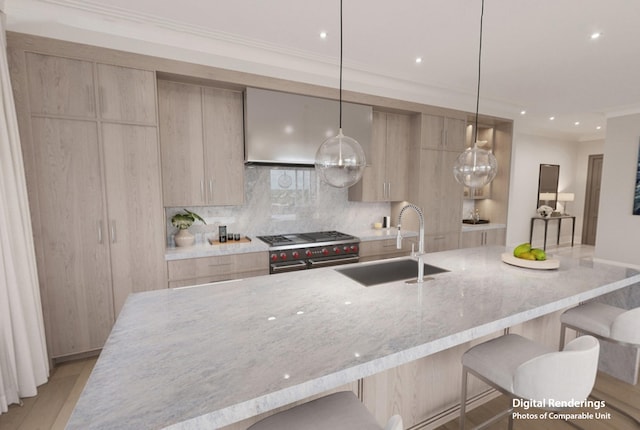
[
  {"x1": 421, "y1": 113, "x2": 466, "y2": 151},
  {"x1": 16, "y1": 52, "x2": 166, "y2": 359},
  {"x1": 96, "y1": 64, "x2": 157, "y2": 124},
  {"x1": 460, "y1": 227, "x2": 506, "y2": 248},
  {"x1": 167, "y1": 253, "x2": 268, "y2": 288},
  {"x1": 349, "y1": 111, "x2": 411, "y2": 202},
  {"x1": 158, "y1": 80, "x2": 244, "y2": 207},
  {"x1": 359, "y1": 238, "x2": 413, "y2": 262}
]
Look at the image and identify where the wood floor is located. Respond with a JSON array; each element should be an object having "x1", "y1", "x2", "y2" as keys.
[
  {"x1": 1, "y1": 355, "x2": 637, "y2": 430},
  {"x1": 0, "y1": 357, "x2": 97, "y2": 430}
]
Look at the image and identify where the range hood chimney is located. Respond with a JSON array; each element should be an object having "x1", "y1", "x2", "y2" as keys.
[{"x1": 244, "y1": 87, "x2": 372, "y2": 166}]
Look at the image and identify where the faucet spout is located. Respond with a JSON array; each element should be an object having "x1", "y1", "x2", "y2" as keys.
[{"x1": 397, "y1": 203, "x2": 425, "y2": 283}]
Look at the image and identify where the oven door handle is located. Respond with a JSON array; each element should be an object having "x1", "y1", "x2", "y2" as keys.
[
  {"x1": 308, "y1": 256, "x2": 360, "y2": 268},
  {"x1": 271, "y1": 261, "x2": 308, "y2": 273}
]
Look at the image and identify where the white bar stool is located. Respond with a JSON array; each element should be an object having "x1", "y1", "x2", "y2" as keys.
[
  {"x1": 560, "y1": 302, "x2": 640, "y2": 348},
  {"x1": 247, "y1": 391, "x2": 403, "y2": 430},
  {"x1": 459, "y1": 334, "x2": 599, "y2": 430}
]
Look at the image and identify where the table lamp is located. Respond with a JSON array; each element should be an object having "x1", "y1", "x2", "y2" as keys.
[{"x1": 557, "y1": 192, "x2": 575, "y2": 215}]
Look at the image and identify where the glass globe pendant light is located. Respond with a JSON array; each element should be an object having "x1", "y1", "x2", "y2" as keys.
[
  {"x1": 453, "y1": 0, "x2": 497, "y2": 188},
  {"x1": 315, "y1": 0, "x2": 366, "y2": 188}
]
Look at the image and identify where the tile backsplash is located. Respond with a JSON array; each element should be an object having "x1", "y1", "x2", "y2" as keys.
[{"x1": 166, "y1": 166, "x2": 390, "y2": 246}]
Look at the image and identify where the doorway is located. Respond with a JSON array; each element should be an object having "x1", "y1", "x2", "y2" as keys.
[{"x1": 582, "y1": 154, "x2": 603, "y2": 245}]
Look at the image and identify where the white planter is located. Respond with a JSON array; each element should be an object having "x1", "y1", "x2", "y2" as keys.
[{"x1": 174, "y1": 229, "x2": 195, "y2": 247}]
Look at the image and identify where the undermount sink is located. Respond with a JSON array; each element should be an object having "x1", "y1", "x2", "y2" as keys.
[
  {"x1": 336, "y1": 258, "x2": 449, "y2": 287},
  {"x1": 462, "y1": 219, "x2": 490, "y2": 224}
]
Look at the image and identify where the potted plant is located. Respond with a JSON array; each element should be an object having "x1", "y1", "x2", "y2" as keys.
[{"x1": 171, "y1": 209, "x2": 206, "y2": 247}]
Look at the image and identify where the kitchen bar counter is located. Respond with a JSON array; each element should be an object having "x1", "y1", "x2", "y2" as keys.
[{"x1": 68, "y1": 246, "x2": 640, "y2": 429}]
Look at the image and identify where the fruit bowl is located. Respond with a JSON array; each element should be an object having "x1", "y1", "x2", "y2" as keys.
[{"x1": 501, "y1": 253, "x2": 559, "y2": 270}]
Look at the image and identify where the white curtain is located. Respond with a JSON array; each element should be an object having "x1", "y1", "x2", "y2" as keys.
[{"x1": 0, "y1": 9, "x2": 50, "y2": 413}]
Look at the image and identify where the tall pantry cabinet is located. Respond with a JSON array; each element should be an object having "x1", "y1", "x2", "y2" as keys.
[{"x1": 12, "y1": 52, "x2": 166, "y2": 360}]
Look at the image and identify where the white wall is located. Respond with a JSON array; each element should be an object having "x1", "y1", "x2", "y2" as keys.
[
  {"x1": 506, "y1": 133, "x2": 583, "y2": 248},
  {"x1": 595, "y1": 114, "x2": 640, "y2": 267}
]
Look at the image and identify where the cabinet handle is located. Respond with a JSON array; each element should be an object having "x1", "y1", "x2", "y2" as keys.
[
  {"x1": 209, "y1": 178, "x2": 213, "y2": 202},
  {"x1": 443, "y1": 129, "x2": 448, "y2": 147},
  {"x1": 434, "y1": 236, "x2": 445, "y2": 240},
  {"x1": 388, "y1": 182, "x2": 391, "y2": 199},
  {"x1": 200, "y1": 180, "x2": 205, "y2": 202},
  {"x1": 98, "y1": 220, "x2": 103, "y2": 244},
  {"x1": 110, "y1": 220, "x2": 117, "y2": 243}
]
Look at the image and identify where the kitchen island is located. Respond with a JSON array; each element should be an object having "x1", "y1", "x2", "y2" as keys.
[{"x1": 67, "y1": 246, "x2": 640, "y2": 429}]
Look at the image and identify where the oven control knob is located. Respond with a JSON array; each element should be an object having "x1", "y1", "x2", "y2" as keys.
[
  {"x1": 350, "y1": 245, "x2": 358, "y2": 252},
  {"x1": 271, "y1": 254, "x2": 278, "y2": 262},
  {"x1": 333, "y1": 246, "x2": 341, "y2": 254},
  {"x1": 280, "y1": 252, "x2": 287, "y2": 260},
  {"x1": 292, "y1": 251, "x2": 300, "y2": 259},
  {"x1": 343, "y1": 246, "x2": 349, "y2": 253},
  {"x1": 321, "y1": 248, "x2": 329, "y2": 256},
  {"x1": 305, "y1": 250, "x2": 313, "y2": 257}
]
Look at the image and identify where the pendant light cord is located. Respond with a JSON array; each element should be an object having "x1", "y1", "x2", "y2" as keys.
[
  {"x1": 474, "y1": 0, "x2": 484, "y2": 146},
  {"x1": 339, "y1": 0, "x2": 343, "y2": 130}
]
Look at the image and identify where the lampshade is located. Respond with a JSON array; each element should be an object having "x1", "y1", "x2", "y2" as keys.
[
  {"x1": 314, "y1": 0, "x2": 366, "y2": 188},
  {"x1": 315, "y1": 129, "x2": 366, "y2": 188},
  {"x1": 452, "y1": 0, "x2": 498, "y2": 189},
  {"x1": 453, "y1": 145, "x2": 497, "y2": 188},
  {"x1": 557, "y1": 192, "x2": 575, "y2": 202},
  {"x1": 539, "y1": 192, "x2": 557, "y2": 201}
]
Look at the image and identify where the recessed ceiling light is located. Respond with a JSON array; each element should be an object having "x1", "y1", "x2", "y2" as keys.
[
  {"x1": 590, "y1": 32, "x2": 602, "y2": 40},
  {"x1": 596, "y1": 126, "x2": 602, "y2": 130},
  {"x1": 319, "y1": 31, "x2": 327, "y2": 39},
  {"x1": 520, "y1": 110, "x2": 526, "y2": 115},
  {"x1": 415, "y1": 57, "x2": 423, "y2": 64},
  {"x1": 549, "y1": 116, "x2": 555, "y2": 121},
  {"x1": 574, "y1": 121, "x2": 581, "y2": 126}
]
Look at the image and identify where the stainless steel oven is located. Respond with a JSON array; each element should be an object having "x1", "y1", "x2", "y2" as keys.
[{"x1": 256, "y1": 231, "x2": 360, "y2": 274}]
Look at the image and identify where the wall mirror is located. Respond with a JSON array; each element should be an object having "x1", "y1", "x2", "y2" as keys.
[{"x1": 537, "y1": 164, "x2": 559, "y2": 209}]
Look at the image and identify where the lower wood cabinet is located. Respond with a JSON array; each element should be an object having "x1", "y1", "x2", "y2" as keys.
[
  {"x1": 167, "y1": 252, "x2": 269, "y2": 288},
  {"x1": 359, "y1": 238, "x2": 414, "y2": 262},
  {"x1": 424, "y1": 232, "x2": 460, "y2": 253},
  {"x1": 460, "y1": 228, "x2": 506, "y2": 248}
]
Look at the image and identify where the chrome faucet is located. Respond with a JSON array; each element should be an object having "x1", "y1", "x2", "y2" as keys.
[{"x1": 397, "y1": 203, "x2": 425, "y2": 283}]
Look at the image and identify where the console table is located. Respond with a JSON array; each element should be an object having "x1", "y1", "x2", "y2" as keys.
[{"x1": 529, "y1": 215, "x2": 576, "y2": 250}]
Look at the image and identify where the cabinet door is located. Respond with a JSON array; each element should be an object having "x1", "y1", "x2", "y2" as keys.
[
  {"x1": 420, "y1": 149, "x2": 464, "y2": 234},
  {"x1": 385, "y1": 112, "x2": 410, "y2": 201},
  {"x1": 460, "y1": 230, "x2": 483, "y2": 248},
  {"x1": 202, "y1": 87, "x2": 245, "y2": 205},
  {"x1": 421, "y1": 114, "x2": 466, "y2": 152},
  {"x1": 158, "y1": 80, "x2": 205, "y2": 206},
  {"x1": 25, "y1": 53, "x2": 95, "y2": 118},
  {"x1": 348, "y1": 111, "x2": 386, "y2": 201},
  {"x1": 31, "y1": 117, "x2": 114, "y2": 357},
  {"x1": 102, "y1": 123, "x2": 167, "y2": 315},
  {"x1": 97, "y1": 64, "x2": 157, "y2": 124}
]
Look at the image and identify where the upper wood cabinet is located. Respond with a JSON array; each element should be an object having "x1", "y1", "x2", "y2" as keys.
[
  {"x1": 421, "y1": 114, "x2": 466, "y2": 151},
  {"x1": 158, "y1": 80, "x2": 244, "y2": 207},
  {"x1": 96, "y1": 64, "x2": 157, "y2": 124},
  {"x1": 15, "y1": 50, "x2": 166, "y2": 359},
  {"x1": 349, "y1": 111, "x2": 411, "y2": 202},
  {"x1": 26, "y1": 53, "x2": 96, "y2": 118}
]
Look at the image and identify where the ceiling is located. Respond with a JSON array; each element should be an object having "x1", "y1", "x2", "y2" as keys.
[{"x1": 7, "y1": 0, "x2": 640, "y2": 141}]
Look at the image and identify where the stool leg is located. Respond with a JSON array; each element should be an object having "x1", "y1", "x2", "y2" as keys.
[
  {"x1": 460, "y1": 367, "x2": 468, "y2": 430},
  {"x1": 559, "y1": 324, "x2": 567, "y2": 350}
]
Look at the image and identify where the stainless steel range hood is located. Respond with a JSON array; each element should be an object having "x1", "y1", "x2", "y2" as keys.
[{"x1": 244, "y1": 87, "x2": 372, "y2": 166}]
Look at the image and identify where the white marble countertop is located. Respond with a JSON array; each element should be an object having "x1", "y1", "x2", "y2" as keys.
[
  {"x1": 68, "y1": 246, "x2": 640, "y2": 430},
  {"x1": 164, "y1": 229, "x2": 418, "y2": 261}
]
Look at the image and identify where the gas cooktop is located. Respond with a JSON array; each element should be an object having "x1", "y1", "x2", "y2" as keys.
[{"x1": 257, "y1": 231, "x2": 356, "y2": 247}]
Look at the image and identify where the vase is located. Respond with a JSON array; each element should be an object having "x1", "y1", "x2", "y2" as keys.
[{"x1": 174, "y1": 229, "x2": 195, "y2": 247}]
